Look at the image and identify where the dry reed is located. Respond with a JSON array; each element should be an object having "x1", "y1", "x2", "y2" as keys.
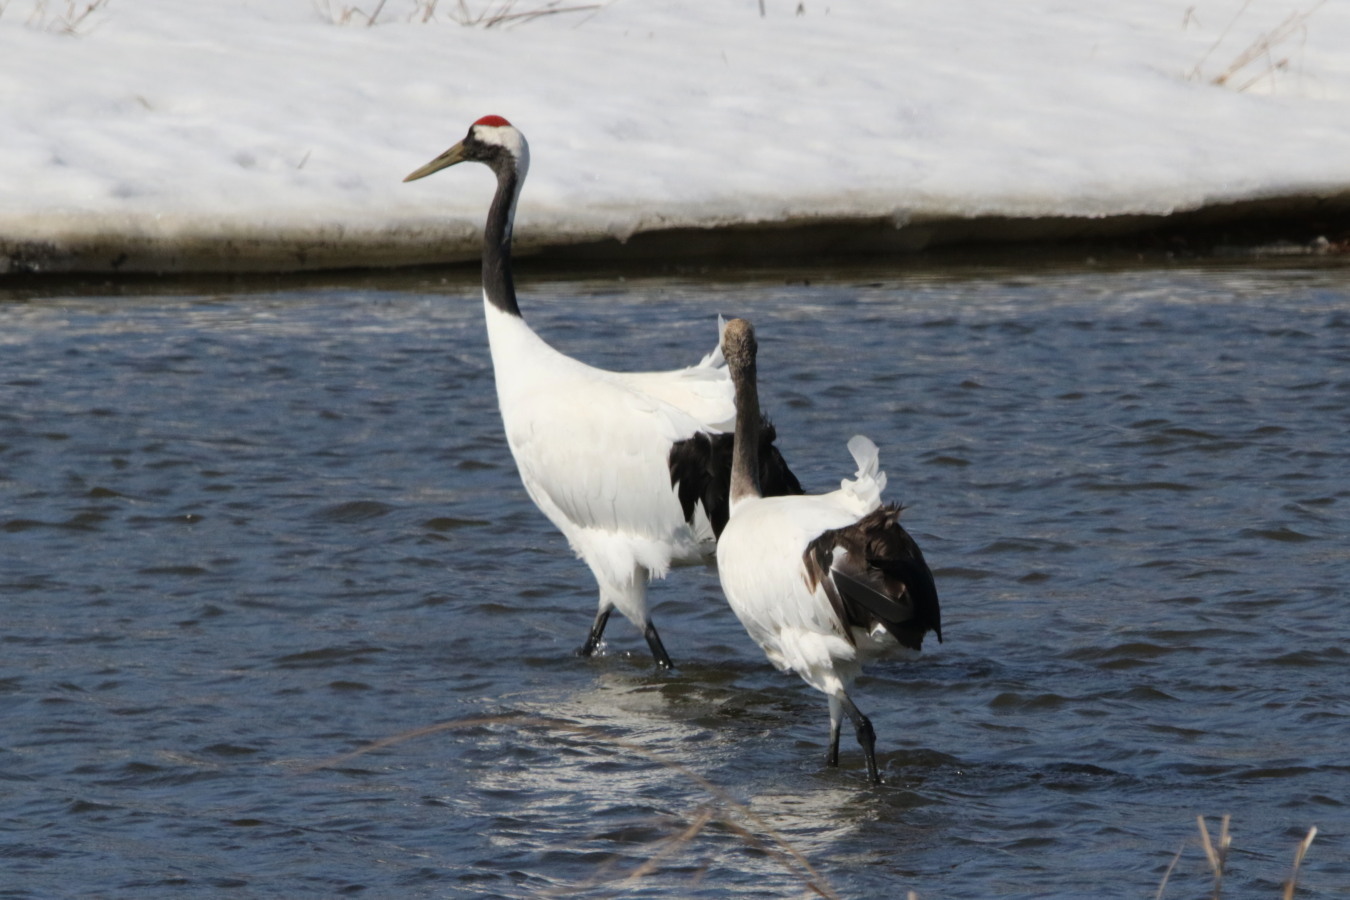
[
  {"x1": 1, "y1": 0, "x2": 112, "y2": 34},
  {"x1": 315, "y1": 0, "x2": 601, "y2": 28},
  {"x1": 1188, "y1": 0, "x2": 1326, "y2": 92},
  {"x1": 1155, "y1": 814, "x2": 1318, "y2": 900}
]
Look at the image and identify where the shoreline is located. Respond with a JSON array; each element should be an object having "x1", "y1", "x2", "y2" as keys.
[{"x1": 3, "y1": 190, "x2": 1348, "y2": 278}]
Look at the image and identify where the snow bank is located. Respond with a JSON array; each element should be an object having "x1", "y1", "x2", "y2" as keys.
[{"x1": 3, "y1": 0, "x2": 1349, "y2": 273}]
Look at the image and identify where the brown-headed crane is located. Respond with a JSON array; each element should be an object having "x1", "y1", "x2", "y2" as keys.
[{"x1": 715, "y1": 318, "x2": 941, "y2": 782}]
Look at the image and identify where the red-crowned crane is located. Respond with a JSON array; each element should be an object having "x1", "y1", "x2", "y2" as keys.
[{"x1": 404, "y1": 117, "x2": 800, "y2": 668}]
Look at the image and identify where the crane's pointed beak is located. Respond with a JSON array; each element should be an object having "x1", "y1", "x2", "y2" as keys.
[{"x1": 403, "y1": 141, "x2": 468, "y2": 182}]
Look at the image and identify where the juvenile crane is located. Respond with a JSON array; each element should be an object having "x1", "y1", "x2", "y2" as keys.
[
  {"x1": 404, "y1": 116, "x2": 800, "y2": 668},
  {"x1": 715, "y1": 318, "x2": 941, "y2": 783}
]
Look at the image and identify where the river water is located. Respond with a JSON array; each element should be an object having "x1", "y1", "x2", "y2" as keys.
[{"x1": 2, "y1": 261, "x2": 1347, "y2": 898}]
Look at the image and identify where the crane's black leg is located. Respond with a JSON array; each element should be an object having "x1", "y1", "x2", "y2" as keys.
[
  {"x1": 826, "y1": 696, "x2": 843, "y2": 766},
  {"x1": 642, "y1": 621, "x2": 674, "y2": 670},
  {"x1": 577, "y1": 608, "x2": 612, "y2": 658},
  {"x1": 839, "y1": 692, "x2": 880, "y2": 784}
]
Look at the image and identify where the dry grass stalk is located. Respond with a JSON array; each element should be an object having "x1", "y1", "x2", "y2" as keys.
[
  {"x1": 1157, "y1": 816, "x2": 1318, "y2": 899},
  {"x1": 618, "y1": 805, "x2": 715, "y2": 887},
  {"x1": 316, "y1": 0, "x2": 601, "y2": 28},
  {"x1": 1153, "y1": 841, "x2": 1187, "y2": 900},
  {"x1": 1216, "y1": 2, "x2": 1324, "y2": 91},
  {"x1": 315, "y1": 0, "x2": 388, "y2": 26},
  {"x1": 544, "y1": 805, "x2": 717, "y2": 899},
  {"x1": 364, "y1": 0, "x2": 388, "y2": 26},
  {"x1": 1189, "y1": 0, "x2": 1256, "y2": 79},
  {"x1": 314, "y1": 0, "x2": 357, "y2": 25},
  {"x1": 1189, "y1": 0, "x2": 1326, "y2": 92},
  {"x1": 1197, "y1": 814, "x2": 1232, "y2": 900},
  {"x1": 301, "y1": 713, "x2": 845, "y2": 899},
  {"x1": 445, "y1": 0, "x2": 602, "y2": 29},
  {"x1": 413, "y1": 0, "x2": 438, "y2": 23},
  {"x1": 6, "y1": 0, "x2": 112, "y2": 34},
  {"x1": 1281, "y1": 826, "x2": 1318, "y2": 900}
]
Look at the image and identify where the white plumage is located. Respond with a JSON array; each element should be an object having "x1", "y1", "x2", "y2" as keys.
[
  {"x1": 487, "y1": 305, "x2": 727, "y2": 629},
  {"x1": 717, "y1": 437, "x2": 886, "y2": 691},
  {"x1": 404, "y1": 117, "x2": 799, "y2": 667},
  {"x1": 715, "y1": 318, "x2": 941, "y2": 783}
]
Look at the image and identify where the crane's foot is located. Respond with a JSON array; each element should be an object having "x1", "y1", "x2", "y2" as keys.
[
  {"x1": 826, "y1": 728, "x2": 841, "y2": 767},
  {"x1": 825, "y1": 696, "x2": 842, "y2": 767},
  {"x1": 840, "y1": 693, "x2": 881, "y2": 784},
  {"x1": 643, "y1": 622, "x2": 675, "y2": 670},
  {"x1": 577, "y1": 608, "x2": 612, "y2": 658}
]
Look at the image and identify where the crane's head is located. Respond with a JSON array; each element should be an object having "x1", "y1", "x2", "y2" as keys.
[
  {"x1": 403, "y1": 115, "x2": 530, "y2": 183},
  {"x1": 721, "y1": 318, "x2": 758, "y2": 373}
]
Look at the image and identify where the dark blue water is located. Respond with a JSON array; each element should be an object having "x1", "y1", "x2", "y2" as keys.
[{"x1": 2, "y1": 263, "x2": 1348, "y2": 898}]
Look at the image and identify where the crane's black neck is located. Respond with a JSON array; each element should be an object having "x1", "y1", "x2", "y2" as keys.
[
  {"x1": 483, "y1": 165, "x2": 523, "y2": 318},
  {"x1": 729, "y1": 352, "x2": 763, "y2": 503}
]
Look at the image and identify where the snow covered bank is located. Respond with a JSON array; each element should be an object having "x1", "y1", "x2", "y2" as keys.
[
  {"x1": 3, "y1": 0, "x2": 1350, "y2": 274},
  {"x1": 8, "y1": 192, "x2": 1347, "y2": 276}
]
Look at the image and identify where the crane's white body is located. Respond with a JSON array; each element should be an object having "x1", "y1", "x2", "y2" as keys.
[
  {"x1": 717, "y1": 436, "x2": 897, "y2": 698},
  {"x1": 485, "y1": 301, "x2": 734, "y2": 630}
]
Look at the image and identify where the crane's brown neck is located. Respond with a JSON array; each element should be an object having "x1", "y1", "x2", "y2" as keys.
[
  {"x1": 728, "y1": 337, "x2": 763, "y2": 504},
  {"x1": 483, "y1": 165, "x2": 523, "y2": 318}
]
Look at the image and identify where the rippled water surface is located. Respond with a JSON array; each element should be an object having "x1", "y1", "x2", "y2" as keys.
[{"x1": 3, "y1": 262, "x2": 1348, "y2": 898}]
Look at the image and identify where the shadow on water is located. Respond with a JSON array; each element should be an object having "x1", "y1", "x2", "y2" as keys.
[{"x1": 2, "y1": 258, "x2": 1348, "y2": 897}]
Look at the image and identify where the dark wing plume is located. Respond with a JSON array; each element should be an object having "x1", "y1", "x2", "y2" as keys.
[
  {"x1": 668, "y1": 420, "x2": 802, "y2": 538},
  {"x1": 803, "y1": 504, "x2": 941, "y2": 650}
]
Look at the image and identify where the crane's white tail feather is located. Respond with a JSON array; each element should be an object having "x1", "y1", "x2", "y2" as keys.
[
  {"x1": 616, "y1": 315, "x2": 736, "y2": 429},
  {"x1": 839, "y1": 435, "x2": 887, "y2": 512},
  {"x1": 699, "y1": 315, "x2": 729, "y2": 369}
]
